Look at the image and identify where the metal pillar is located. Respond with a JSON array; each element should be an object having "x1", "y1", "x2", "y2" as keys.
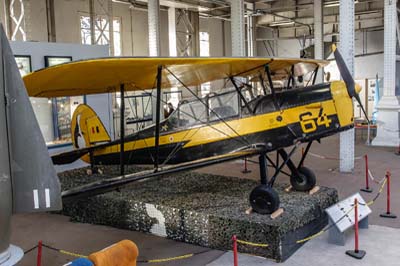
[
  {"x1": 148, "y1": 0, "x2": 161, "y2": 56},
  {"x1": 168, "y1": 7, "x2": 177, "y2": 57},
  {"x1": 108, "y1": 0, "x2": 114, "y2": 56},
  {"x1": 246, "y1": 3, "x2": 256, "y2": 57},
  {"x1": 189, "y1": 11, "x2": 199, "y2": 57},
  {"x1": 119, "y1": 84, "x2": 125, "y2": 176},
  {"x1": 339, "y1": 0, "x2": 355, "y2": 172},
  {"x1": 372, "y1": 0, "x2": 400, "y2": 147},
  {"x1": 314, "y1": 0, "x2": 324, "y2": 82},
  {"x1": 89, "y1": 0, "x2": 95, "y2": 45},
  {"x1": 45, "y1": 0, "x2": 56, "y2": 42},
  {"x1": 4, "y1": 0, "x2": 12, "y2": 39},
  {"x1": 230, "y1": 0, "x2": 245, "y2": 56}
]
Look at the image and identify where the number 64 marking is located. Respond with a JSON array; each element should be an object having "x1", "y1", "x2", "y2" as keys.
[{"x1": 299, "y1": 108, "x2": 332, "y2": 133}]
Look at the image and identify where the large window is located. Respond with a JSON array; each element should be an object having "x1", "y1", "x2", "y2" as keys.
[
  {"x1": 200, "y1": 32, "x2": 210, "y2": 97},
  {"x1": 44, "y1": 56, "x2": 85, "y2": 142},
  {"x1": 80, "y1": 15, "x2": 122, "y2": 56}
]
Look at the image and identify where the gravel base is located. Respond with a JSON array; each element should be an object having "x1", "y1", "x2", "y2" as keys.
[{"x1": 59, "y1": 165, "x2": 338, "y2": 261}]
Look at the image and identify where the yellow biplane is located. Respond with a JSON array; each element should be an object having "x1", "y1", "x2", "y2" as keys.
[{"x1": 23, "y1": 46, "x2": 367, "y2": 214}]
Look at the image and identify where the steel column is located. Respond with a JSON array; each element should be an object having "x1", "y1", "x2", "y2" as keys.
[
  {"x1": 148, "y1": 0, "x2": 161, "y2": 56},
  {"x1": 119, "y1": 84, "x2": 125, "y2": 176},
  {"x1": 89, "y1": 0, "x2": 96, "y2": 45},
  {"x1": 4, "y1": 0, "x2": 12, "y2": 39},
  {"x1": 108, "y1": 0, "x2": 114, "y2": 56},
  {"x1": 339, "y1": 0, "x2": 355, "y2": 172},
  {"x1": 314, "y1": 0, "x2": 324, "y2": 82},
  {"x1": 246, "y1": 3, "x2": 256, "y2": 57},
  {"x1": 230, "y1": 0, "x2": 245, "y2": 56},
  {"x1": 45, "y1": 0, "x2": 56, "y2": 42},
  {"x1": 168, "y1": 7, "x2": 177, "y2": 57}
]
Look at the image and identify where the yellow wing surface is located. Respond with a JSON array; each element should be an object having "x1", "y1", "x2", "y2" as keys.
[{"x1": 23, "y1": 57, "x2": 329, "y2": 97}]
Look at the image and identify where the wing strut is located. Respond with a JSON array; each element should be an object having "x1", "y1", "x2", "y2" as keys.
[
  {"x1": 265, "y1": 64, "x2": 280, "y2": 110},
  {"x1": 229, "y1": 77, "x2": 252, "y2": 114},
  {"x1": 259, "y1": 74, "x2": 268, "y2": 95},
  {"x1": 120, "y1": 83, "x2": 125, "y2": 175},
  {"x1": 312, "y1": 66, "x2": 319, "y2": 85},
  {"x1": 154, "y1": 65, "x2": 163, "y2": 171},
  {"x1": 286, "y1": 65, "x2": 295, "y2": 90}
]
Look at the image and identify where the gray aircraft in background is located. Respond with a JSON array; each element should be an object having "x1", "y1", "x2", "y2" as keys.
[{"x1": 0, "y1": 25, "x2": 62, "y2": 266}]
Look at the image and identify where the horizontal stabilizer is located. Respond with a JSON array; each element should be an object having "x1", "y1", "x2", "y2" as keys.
[{"x1": 51, "y1": 147, "x2": 93, "y2": 165}]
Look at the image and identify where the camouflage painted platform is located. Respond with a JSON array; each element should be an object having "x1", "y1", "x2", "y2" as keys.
[{"x1": 59, "y1": 166, "x2": 338, "y2": 262}]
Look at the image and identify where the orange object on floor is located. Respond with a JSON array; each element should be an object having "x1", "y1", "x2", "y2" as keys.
[{"x1": 88, "y1": 240, "x2": 139, "y2": 266}]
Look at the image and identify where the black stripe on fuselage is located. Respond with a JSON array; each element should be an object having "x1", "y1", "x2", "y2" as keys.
[{"x1": 93, "y1": 114, "x2": 345, "y2": 165}]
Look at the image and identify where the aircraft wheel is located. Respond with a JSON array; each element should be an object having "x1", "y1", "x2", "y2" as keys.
[
  {"x1": 290, "y1": 166, "x2": 316, "y2": 192},
  {"x1": 249, "y1": 185, "x2": 280, "y2": 214}
]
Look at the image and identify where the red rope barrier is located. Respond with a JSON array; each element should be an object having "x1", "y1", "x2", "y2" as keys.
[
  {"x1": 345, "y1": 199, "x2": 366, "y2": 259},
  {"x1": 380, "y1": 171, "x2": 397, "y2": 219},
  {"x1": 354, "y1": 199, "x2": 359, "y2": 252},
  {"x1": 232, "y1": 235, "x2": 238, "y2": 266},
  {"x1": 361, "y1": 155, "x2": 372, "y2": 193},
  {"x1": 241, "y1": 158, "x2": 251, "y2": 174},
  {"x1": 37, "y1": 240, "x2": 42, "y2": 266}
]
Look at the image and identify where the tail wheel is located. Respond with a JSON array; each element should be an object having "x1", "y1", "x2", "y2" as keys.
[
  {"x1": 290, "y1": 166, "x2": 316, "y2": 192},
  {"x1": 249, "y1": 185, "x2": 280, "y2": 214}
]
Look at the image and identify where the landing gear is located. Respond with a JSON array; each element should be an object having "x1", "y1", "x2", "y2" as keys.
[
  {"x1": 249, "y1": 143, "x2": 317, "y2": 215},
  {"x1": 290, "y1": 166, "x2": 316, "y2": 191},
  {"x1": 250, "y1": 185, "x2": 280, "y2": 214},
  {"x1": 249, "y1": 153, "x2": 280, "y2": 214}
]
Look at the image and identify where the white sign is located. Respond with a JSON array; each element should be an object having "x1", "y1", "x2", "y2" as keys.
[{"x1": 325, "y1": 193, "x2": 371, "y2": 232}]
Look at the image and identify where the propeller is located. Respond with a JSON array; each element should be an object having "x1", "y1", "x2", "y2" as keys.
[{"x1": 332, "y1": 44, "x2": 370, "y2": 123}]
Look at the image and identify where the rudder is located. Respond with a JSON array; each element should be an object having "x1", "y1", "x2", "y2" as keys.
[{"x1": 71, "y1": 104, "x2": 111, "y2": 149}]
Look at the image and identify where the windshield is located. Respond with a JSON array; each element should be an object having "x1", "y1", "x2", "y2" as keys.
[{"x1": 168, "y1": 89, "x2": 239, "y2": 128}]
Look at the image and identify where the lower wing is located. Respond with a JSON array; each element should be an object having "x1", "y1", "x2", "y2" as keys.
[{"x1": 62, "y1": 147, "x2": 263, "y2": 201}]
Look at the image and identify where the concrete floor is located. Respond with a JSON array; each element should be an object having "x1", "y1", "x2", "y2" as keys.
[
  {"x1": 11, "y1": 134, "x2": 400, "y2": 265},
  {"x1": 207, "y1": 225, "x2": 400, "y2": 266}
]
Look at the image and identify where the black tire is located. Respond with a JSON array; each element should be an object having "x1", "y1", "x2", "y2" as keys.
[
  {"x1": 290, "y1": 166, "x2": 316, "y2": 192},
  {"x1": 249, "y1": 185, "x2": 280, "y2": 214}
]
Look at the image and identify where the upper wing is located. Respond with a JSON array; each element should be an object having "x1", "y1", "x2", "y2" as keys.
[
  {"x1": 62, "y1": 147, "x2": 262, "y2": 201},
  {"x1": 24, "y1": 57, "x2": 329, "y2": 97}
]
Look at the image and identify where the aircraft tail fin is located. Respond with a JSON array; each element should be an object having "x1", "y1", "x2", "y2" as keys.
[
  {"x1": 0, "y1": 24, "x2": 62, "y2": 216},
  {"x1": 71, "y1": 104, "x2": 111, "y2": 149}
]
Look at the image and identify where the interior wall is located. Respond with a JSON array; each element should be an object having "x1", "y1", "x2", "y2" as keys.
[{"x1": 10, "y1": 41, "x2": 110, "y2": 142}]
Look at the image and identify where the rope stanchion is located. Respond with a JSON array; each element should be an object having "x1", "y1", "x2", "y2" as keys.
[
  {"x1": 361, "y1": 155, "x2": 373, "y2": 193},
  {"x1": 232, "y1": 235, "x2": 238, "y2": 266},
  {"x1": 241, "y1": 158, "x2": 251, "y2": 174},
  {"x1": 345, "y1": 198, "x2": 366, "y2": 259},
  {"x1": 37, "y1": 240, "x2": 42, "y2": 266},
  {"x1": 380, "y1": 171, "x2": 397, "y2": 219}
]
